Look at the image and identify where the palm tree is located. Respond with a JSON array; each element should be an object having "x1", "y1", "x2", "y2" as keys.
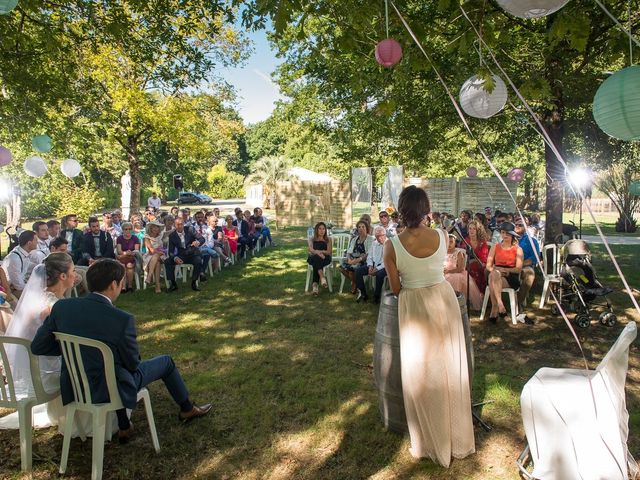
[{"x1": 245, "y1": 155, "x2": 293, "y2": 208}]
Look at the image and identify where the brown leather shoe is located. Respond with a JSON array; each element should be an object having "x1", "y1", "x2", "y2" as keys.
[
  {"x1": 118, "y1": 424, "x2": 134, "y2": 444},
  {"x1": 179, "y1": 403, "x2": 212, "y2": 423}
]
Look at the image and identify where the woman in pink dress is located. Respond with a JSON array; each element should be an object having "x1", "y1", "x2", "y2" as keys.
[
  {"x1": 464, "y1": 220, "x2": 490, "y2": 293},
  {"x1": 444, "y1": 234, "x2": 483, "y2": 310},
  {"x1": 224, "y1": 215, "x2": 239, "y2": 254}
]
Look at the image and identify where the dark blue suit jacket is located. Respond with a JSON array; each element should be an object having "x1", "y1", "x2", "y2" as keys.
[{"x1": 31, "y1": 293, "x2": 141, "y2": 409}]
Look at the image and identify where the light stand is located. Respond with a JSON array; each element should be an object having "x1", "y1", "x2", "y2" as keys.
[{"x1": 453, "y1": 227, "x2": 492, "y2": 432}]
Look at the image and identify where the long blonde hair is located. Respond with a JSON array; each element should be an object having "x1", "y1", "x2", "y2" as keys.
[{"x1": 468, "y1": 219, "x2": 488, "y2": 242}]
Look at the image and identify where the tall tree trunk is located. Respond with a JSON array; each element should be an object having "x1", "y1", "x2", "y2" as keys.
[
  {"x1": 544, "y1": 46, "x2": 565, "y2": 244},
  {"x1": 127, "y1": 135, "x2": 141, "y2": 212}
]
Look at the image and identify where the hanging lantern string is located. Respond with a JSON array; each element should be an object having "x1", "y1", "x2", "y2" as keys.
[
  {"x1": 385, "y1": 0, "x2": 390, "y2": 38},
  {"x1": 459, "y1": 3, "x2": 640, "y2": 322},
  {"x1": 593, "y1": 0, "x2": 640, "y2": 50},
  {"x1": 391, "y1": 7, "x2": 627, "y2": 467},
  {"x1": 388, "y1": 1, "x2": 589, "y2": 372},
  {"x1": 629, "y1": 0, "x2": 633, "y2": 64}
]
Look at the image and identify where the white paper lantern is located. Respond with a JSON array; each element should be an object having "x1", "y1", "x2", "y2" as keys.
[
  {"x1": 60, "y1": 158, "x2": 81, "y2": 178},
  {"x1": 495, "y1": 0, "x2": 570, "y2": 18},
  {"x1": 459, "y1": 75, "x2": 508, "y2": 119},
  {"x1": 23, "y1": 156, "x2": 48, "y2": 177}
]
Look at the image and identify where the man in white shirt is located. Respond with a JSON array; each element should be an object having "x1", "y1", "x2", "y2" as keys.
[
  {"x1": 148, "y1": 192, "x2": 162, "y2": 210},
  {"x1": 355, "y1": 226, "x2": 388, "y2": 304},
  {"x1": 375, "y1": 210, "x2": 396, "y2": 238},
  {"x1": 47, "y1": 219, "x2": 61, "y2": 243},
  {"x1": 29, "y1": 221, "x2": 51, "y2": 264},
  {"x1": 2, "y1": 230, "x2": 37, "y2": 298}
]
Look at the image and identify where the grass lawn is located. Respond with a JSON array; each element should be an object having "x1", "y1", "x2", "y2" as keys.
[{"x1": 0, "y1": 227, "x2": 638, "y2": 479}]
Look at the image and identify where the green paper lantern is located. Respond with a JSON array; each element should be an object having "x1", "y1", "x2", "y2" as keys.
[
  {"x1": 0, "y1": 0, "x2": 18, "y2": 15},
  {"x1": 630, "y1": 181, "x2": 640, "y2": 197},
  {"x1": 593, "y1": 65, "x2": 640, "y2": 141},
  {"x1": 32, "y1": 134, "x2": 52, "y2": 153}
]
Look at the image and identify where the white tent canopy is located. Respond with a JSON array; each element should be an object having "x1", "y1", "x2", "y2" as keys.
[{"x1": 288, "y1": 167, "x2": 333, "y2": 183}]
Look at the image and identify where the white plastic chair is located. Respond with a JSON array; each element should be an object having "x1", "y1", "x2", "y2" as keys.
[
  {"x1": 538, "y1": 243, "x2": 562, "y2": 309},
  {"x1": 479, "y1": 286, "x2": 519, "y2": 324},
  {"x1": 305, "y1": 264, "x2": 333, "y2": 293},
  {"x1": 0, "y1": 337, "x2": 61, "y2": 472},
  {"x1": 175, "y1": 264, "x2": 193, "y2": 284},
  {"x1": 54, "y1": 333, "x2": 160, "y2": 480},
  {"x1": 518, "y1": 322, "x2": 638, "y2": 480},
  {"x1": 331, "y1": 234, "x2": 351, "y2": 277}
]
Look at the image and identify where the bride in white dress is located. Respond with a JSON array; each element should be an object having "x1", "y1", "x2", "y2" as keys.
[{"x1": 0, "y1": 253, "x2": 118, "y2": 439}]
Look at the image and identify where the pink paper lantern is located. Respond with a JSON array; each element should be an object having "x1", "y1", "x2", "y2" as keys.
[
  {"x1": 467, "y1": 166, "x2": 478, "y2": 177},
  {"x1": 508, "y1": 168, "x2": 525, "y2": 182},
  {"x1": 375, "y1": 38, "x2": 403, "y2": 67},
  {"x1": 0, "y1": 146, "x2": 11, "y2": 166}
]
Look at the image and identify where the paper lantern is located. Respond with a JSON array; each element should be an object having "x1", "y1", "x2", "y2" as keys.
[
  {"x1": 32, "y1": 134, "x2": 52, "y2": 153},
  {"x1": 495, "y1": 0, "x2": 570, "y2": 18},
  {"x1": 459, "y1": 75, "x2": 508, "y2": 119},
  {"x1": 593, "y1": 65, "x2": 640, "y2": 141},
  {"x1": 375, "y1": 38, "x2": 403, "y2": 67},
  {"x1": 508, "y1": 168, "x2": 525, "y2": 182},
  {"x1": 466, "y1": 166, "x2": 478, "y2": 177},
  {"x1": 0, "y1": 0, "x2": 18, "y2": 15},
  {"x1": 24, "y1": 156, "x2": 48, "y2": 177},
  {"x1": 0, "y1": 146, "x2": 12, "y2": 166},
  {"x1": 60, "y1": 158, "x2": 81, "y2": 178}
]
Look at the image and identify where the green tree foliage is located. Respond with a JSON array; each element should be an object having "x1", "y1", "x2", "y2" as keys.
[
  {"x1": 206, "y1": 163, "x2": 245, "y2": 199},
  {"x1": 237, "y1": 0, "x2": 639, "y2": 234},
  {"x1": 0, "y1": 1, "x2": 250, "y2": 213}
]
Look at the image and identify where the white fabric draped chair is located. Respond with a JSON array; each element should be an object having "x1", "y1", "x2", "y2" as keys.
[{"x1": 519, "y1": 321, "x2": 638, "y2": 480}]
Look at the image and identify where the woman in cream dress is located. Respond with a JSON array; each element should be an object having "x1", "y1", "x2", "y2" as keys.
[{"x1": 384, "y1": 186, "x2": 475, "y2": 467}]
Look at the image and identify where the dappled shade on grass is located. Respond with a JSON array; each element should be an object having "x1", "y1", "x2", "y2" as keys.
[{"x1": 0, "y1": 227, "x2": 637, "y2": 479}]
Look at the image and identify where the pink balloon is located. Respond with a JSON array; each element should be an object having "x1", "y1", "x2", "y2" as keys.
[
  {"x1": 467, "y1": 166, "x2": 478, "y2": 177},
  {"x1": 0, "y1": 146, "x2": 11, "y2": 167},
  {"x1": 375, "y1": 38, "x2": 403, "y2": 67},
  {"x1": 508, "y1": 168, "x2": 525, "y2": 182}
]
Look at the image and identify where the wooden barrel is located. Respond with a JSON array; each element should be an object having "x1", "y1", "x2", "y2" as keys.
[{"x1": 373, "y1": 291, "x2": 474, "y2": 433}]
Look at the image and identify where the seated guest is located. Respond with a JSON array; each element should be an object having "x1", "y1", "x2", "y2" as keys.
[
  {"x1": 143, "y1": 208, "x2": 156, "y2": 227},
  {"x1": 351, "y1": 214, "x2": 373, "y2": 237},
  {"x1": 59, "y1": 214, "x2": 84, "y2": 264},
  {"x1": 431, "y1": 212, "x2": 442, "y2": 229},
  {"x1": 47, "y1": 220, "x2": 61, "y2": 243},
  {"x1": 339, "y1": 220, "x2": 372, "y2": 294},
  {"x1": 191, "y1": 211, "x2": 207, "y2": 237},
  {"x1": 307, "y1": 222, "x2": 332, "y2": 295},
  {"x1": 455, "y1": 210, "x2": 471, "y2": 238},
  {"x1": 82, "y1": 216, "x2": 116, "y2": 265},
  {"x1": 164, "y1": 217, "x2": 203, "y2": 292},
  {"x1": 111, "y1": 210, "x2": 124, "y2": 237},
  {"x1": 131, "y1": 214, "x2": 146, "y2": 252},
  {"x1": 484, "y1": 207, "x2": 492, "y2": 222},
  {"x1": 376, "y1": 210, "x2": 396, "y2": 238},
  {"x1": 252, "y1": 207, "x2": 274, "y2": 246},
  {"x1": 2, "y1": 230, "x2": 37, "y2": 298},
  {"x1": 244, "y1": 209, "x2": 258, "y2": 245},
  {"x1": 213, "y1": 208, "x2": 225, "y2": 227},
  {"x1": 490, "y1": 211, "x2": 508, "y2": 244},
  {"x1": 236, "y1": 211, "x2": 253, "y2": 258},
  {"x1": 355, "y1": 226, "x2": 388, "y2": 303},
  {"x1": 180, "y1": 208, "x2": 193, "y2": 228},
  {"x1": 390, "y1": 211, "x2": 399, "y2": 230},
  {"x1": 170, "y1": 206, "x2": 179, "y2": 217},
  {"x1": 205, "y1": 215, "x2": 231, "y2": 266},
  {"x1": 485, "y1": 222, "x2": 523, "y2": 323},
  {"x1": 30, "y1": 259, "x2": 212, "y2": 442},
  {"x1": 515, "y1": 217, "x2": 540, "y2": 322},
  {"x1": 464, "y1": 220, "x2": 490, "y2": 293},
  {"x1": 116, "y1": 222, "x2": 140, "y2": 293},
  {"x1": 161, "y1": 214, "x2": 175, "y2": 248},
  {"x1": 143, "y1": 221, "x2": 166, "y2": 294},
  {"x1": 223, "y1": 215, "x2": 239, "y2": 256},
  {"x1": 443, "y1": 234, "x2": 483, "y2": 310},
  {"x1": 49, "y1": 238, "x2": 88, "y2": 297},
  {"x1": 530, "y1": 213, "x2": 545, "y2": 238},
  {"x1": 473, "y1": 212, "x2": 488, "y2": 230},
  {"x1": 488, "y1": 209, "x2": 500, "y2": 231},
  {"x1": 101, "y1": 212, "x2": 119, "y2": 244},
  {"x1": 30, "y1": 221, "x2": 51, "y2": 264}
]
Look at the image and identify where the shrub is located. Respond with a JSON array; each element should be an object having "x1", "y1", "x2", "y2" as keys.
[
  {"x1": 55, "y1": 180, "x2": 105, "y2": 221},
  {"x1": 206, "y1": 163, "x2": 245, "y2": 199}
]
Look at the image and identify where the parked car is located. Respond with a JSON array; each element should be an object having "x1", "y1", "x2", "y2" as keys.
[{"x1": 177, "y1": 192, "x2": 213, "y2": 205}]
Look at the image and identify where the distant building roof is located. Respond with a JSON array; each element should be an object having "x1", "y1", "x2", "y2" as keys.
[{"x1": 288, "y1": 167, "x2": 333, "y2": 183}]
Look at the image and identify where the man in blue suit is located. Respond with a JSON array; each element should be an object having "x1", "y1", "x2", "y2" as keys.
[{"x1": 31, "y1": 259, "x2": 211, "y2": 442}]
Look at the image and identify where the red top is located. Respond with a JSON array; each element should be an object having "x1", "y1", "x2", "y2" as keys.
[
  {"x1": 494, "y1": 243, "x2": 518, "y2": 267},
  {"x1": 464, "y1": 237, "x2": 489, "y2": 266}
]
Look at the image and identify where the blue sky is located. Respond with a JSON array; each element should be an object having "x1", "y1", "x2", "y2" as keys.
[{"x1": 219, "y1": 27, "x2": 284, "y2": 126}]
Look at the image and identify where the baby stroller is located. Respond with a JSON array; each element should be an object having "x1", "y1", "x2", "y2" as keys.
[{"x1": 551, "y1": 239, "x2": 616, "y2": 328}]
